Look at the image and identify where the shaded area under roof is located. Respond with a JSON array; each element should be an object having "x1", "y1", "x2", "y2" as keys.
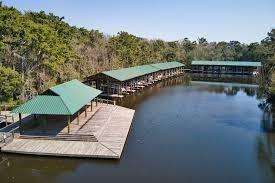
[
  {"x1": 102, "y1": 61, "x2": 185, "y2": 82},
  {"x1": 12, "y1": 79, "x2": 102, "y2": 115},
  {"x1": 192, "y1": 61, "x2": 261, "y2": 67}
]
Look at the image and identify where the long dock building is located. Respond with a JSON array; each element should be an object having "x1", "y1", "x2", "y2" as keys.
[
  {"x1": 191, "y1": 61, "x2": 261, "y2": 75},
  {"x1": 85, "y1": 61, "x2": 185, "y2": 98}
]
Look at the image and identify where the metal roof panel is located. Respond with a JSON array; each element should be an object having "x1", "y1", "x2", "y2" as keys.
[
  {"x1": 192, "y1": 61, "x2": 261, "y2": 67},
  {"x1": 12, "y1": 96, "x2": 71, "y2": 115},
  {"x1": 102, "y1": 61, "x2": 184, "y2": 81},
  {"x1": 12, "y1": 80, "x2": 102, "y2": 115},
  {"x1": 102, "y1": 65, "x2": 160, "y2": 81},
  {"x1": 150, "y1": 61, "x2": 185, "y2": 70}
]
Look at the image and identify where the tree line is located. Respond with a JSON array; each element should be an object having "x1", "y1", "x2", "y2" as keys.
[{"x1": 0, "y1": 3, "x2": 274, "y2": 105}]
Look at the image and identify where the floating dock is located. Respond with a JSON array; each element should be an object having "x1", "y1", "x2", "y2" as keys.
[{"x1": 1, "y1": 103, "x2": 135, "y2": 159}]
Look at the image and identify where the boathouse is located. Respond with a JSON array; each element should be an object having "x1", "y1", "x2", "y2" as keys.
[
  {"x1": 191, "y1": 61, "x2": 261, "y2": 75},
  {"x1": 12, "y1": 79, "x2": 102, "y2": 133},
  {"x1": 85, "y1": 61, "x2": 185, "y2": 98}
]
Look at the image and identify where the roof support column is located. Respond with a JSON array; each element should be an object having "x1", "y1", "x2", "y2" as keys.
[
  {"x1": 90, "y1": 100, "x2": 93, "y2": 111},
  {"x1": 19, "y1": 113, "x2": 22, "y2": 134},
  {"x1": 77, "y1": 112, "x2": 80, "y2": 125},
  {"x1": 67, "y1": 115, "x2": 71, "y2": 134},
  {"x1": 42, "y1": 116, "x2": 47, "y2": 133},
  {"x1": 107, "y1": 80, "x2": 110, "y2": 96},
  {"x1": 34, "y1": 114, "x2": 37, "y2": 120},
  {"x1": 85, "y1": 105, "x2": 87, "y2": 117}
]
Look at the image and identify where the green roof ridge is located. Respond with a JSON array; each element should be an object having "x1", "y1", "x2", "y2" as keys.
[{"x1": 58, "y1": 95, "x2": 74, "y2": 115}]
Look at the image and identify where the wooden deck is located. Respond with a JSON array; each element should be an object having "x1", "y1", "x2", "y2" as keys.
[{"x1": 1, "y1": 103, "x2": 135, "y2": 159}]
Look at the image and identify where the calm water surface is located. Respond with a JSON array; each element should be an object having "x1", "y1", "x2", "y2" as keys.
[{"x1": 1, "y1": 76, "x2": 275, "y2": 183}]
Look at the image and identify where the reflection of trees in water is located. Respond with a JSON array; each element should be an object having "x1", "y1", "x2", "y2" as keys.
[
  {"x1": 190, "y1": 74, "x2": 261, "y2": 97},
  {"x1": 119, "y1": 74, "x2": 263, "y2": 109},
  {"x1": 244, "y1": 87, "x2": 257, "y2": 97},
  {"x1": 259, "y1": 102, "x2": 275, "y2": 132},
  {"x1": 224, "y1": 86, "x2": 256, "y2": 96},
  {"x1": 256, "y1": 102, "x2": 275, "y2": 181},
  {"x1": 0, "y1": 154, "x2": 119, "y2": 183},
  {"x1": 118, "y1": 74, "x2": 191, "y2": 109},
  {"x1": 262, "y1": 110, "x2": 275, "y2": 132},
  {"x1": 0, "y1": 154, "x2": 79, "y2": 183},
  {"x1": 257, "y1": 133, "x2": 275, "y2": 181},
  {"x1": 195, "y1": 84, "x2": 258, "y2": 97},
  {"x1": 224, "y1": 86, "x2": 240, "y2": 96}
]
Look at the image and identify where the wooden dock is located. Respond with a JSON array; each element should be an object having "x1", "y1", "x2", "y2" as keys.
[{"x1": 1, "y1": 103, "x2": 135, "y2": 159}]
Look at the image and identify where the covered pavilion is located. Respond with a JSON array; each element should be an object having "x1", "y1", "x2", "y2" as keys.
[{"x1": 12, "y1": 79, "x2": 102, "y2": 133}]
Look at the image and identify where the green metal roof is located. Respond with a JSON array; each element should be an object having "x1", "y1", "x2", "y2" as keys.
[
  {"x1": 192, "y1": 61, "x2": 261, "y2": 67},
  {"x1": 150, "y1": 61, "x2": 185, "y2": 70},
  {"x1": 103, "y1": 65, "x2": 160, "y2": 81},
  {"x1": 12, "y1": 79, "x2": 102, "y2": 115},
  {"x1": 12, "y1": 96, "x2": 71, "y2": 115},
  {"x1": 102, "y1": 61, "x2": 184, "y2": 81}
]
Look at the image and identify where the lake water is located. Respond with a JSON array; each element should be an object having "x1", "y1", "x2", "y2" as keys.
[{"x1": 1, "y1": 76, "x2": 275, "y2": 183}]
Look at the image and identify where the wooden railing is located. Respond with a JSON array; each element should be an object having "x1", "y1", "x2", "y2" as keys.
[
  {"x1": 95, "y1": 98, "x2": 116, "y2": 105},
  {"x1": 0, "y1": 114, "x2": 15, "y2": 123},
  {"x1": 0, "y1": 126, "x2": 19, "y2": 146}
]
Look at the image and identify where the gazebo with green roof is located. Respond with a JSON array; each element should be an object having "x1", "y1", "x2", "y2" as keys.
[{"x1": 12, "y1": 79, "x2": 102, "y2": 133}]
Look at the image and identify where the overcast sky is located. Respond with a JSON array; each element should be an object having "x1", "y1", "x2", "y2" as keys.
[{"x1": 3, "y1": 0, "x2": 275, "y2": 43}]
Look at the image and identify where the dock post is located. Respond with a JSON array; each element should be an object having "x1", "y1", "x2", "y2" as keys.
[
  {"x1": 85, "y1": 105, "x2": 87, "y2": 117},
  {"x1": 96, "y1": 98, "x2": 98, "y2": 106},
  {"x1": 67, "y1": 115, "x2": 71, "y2": 133},
  {"x1": 77, "y1": 112, "x2": 80, "y2": 125},
  {"x1": 114, "y1": 100, "x2": 116, "y2": 106},
  {"x1": 90, "y1": 100, "x2": 93, "y2": 111}
]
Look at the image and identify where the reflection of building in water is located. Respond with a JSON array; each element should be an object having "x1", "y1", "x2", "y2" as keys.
[
  {"x1": 191, "y1": 73, "x2": 258, "y2": 84},
  {"x1": 191, "y1": 80, "x2": 259, "y2": 97}
]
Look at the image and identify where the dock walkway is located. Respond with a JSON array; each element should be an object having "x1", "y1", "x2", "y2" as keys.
[{"x1": 1, "y1": 103, "x2": 135, "y2": 159}]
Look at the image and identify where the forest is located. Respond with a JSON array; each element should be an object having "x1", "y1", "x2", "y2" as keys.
[{"x1": 0, "y1": 3, "x2": 274, "y2": 105}]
